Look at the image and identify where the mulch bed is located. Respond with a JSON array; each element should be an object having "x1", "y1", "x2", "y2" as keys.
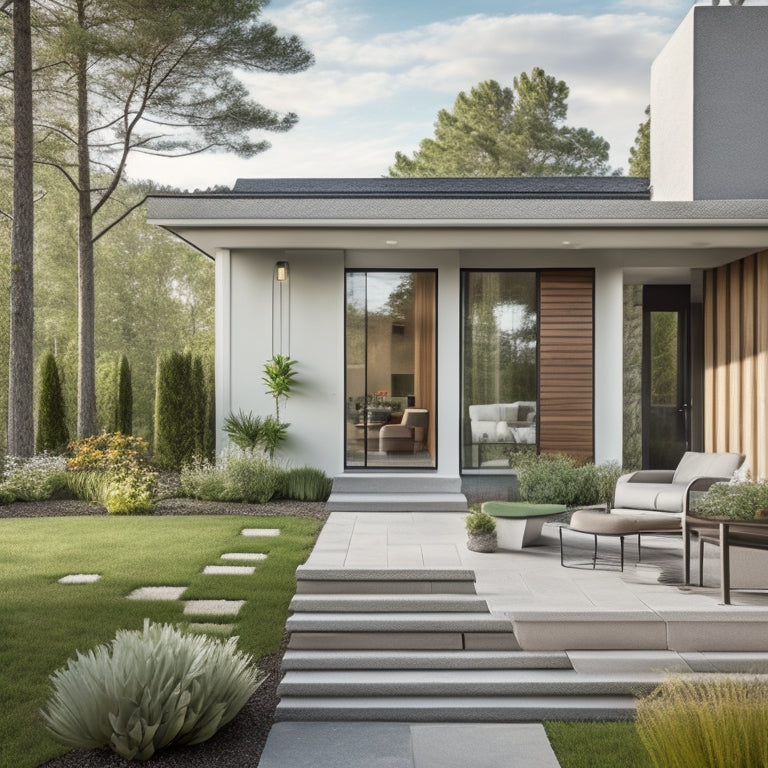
[{"x1": 2, "y1": 496, "x2": 328, "y2": 768}]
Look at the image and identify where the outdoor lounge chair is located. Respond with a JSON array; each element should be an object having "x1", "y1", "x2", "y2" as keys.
[
  {"x1": 613, "y1": 451, "x2": 745, "y2": 517},
  {"x1": 560, "y1": 451, "x2": 744, "y2": 570}
]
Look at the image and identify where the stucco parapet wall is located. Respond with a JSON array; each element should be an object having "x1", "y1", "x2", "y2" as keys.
[{"x1": 146, "y1": 196, "x2": 768, "y2": 228}]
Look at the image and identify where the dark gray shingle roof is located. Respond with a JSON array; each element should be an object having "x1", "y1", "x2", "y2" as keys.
[{"x1": 230, "y1": 177, "x2": 650, "y2": 200}]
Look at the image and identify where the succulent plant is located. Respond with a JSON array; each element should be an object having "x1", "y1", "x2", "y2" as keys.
[{"x1": 41, "y1": 620, "x2": 264, "y2": 761}]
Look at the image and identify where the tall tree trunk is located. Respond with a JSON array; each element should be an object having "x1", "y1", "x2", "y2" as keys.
[
  {"x1": 8, "y1": 0, "x2": 35, "y2": 457},
  {"x1": 76, "y1": 5, "x2": 96, "y2": 438}
]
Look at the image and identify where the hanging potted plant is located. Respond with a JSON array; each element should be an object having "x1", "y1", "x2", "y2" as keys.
[{"x1": 465, "y1": 510, "x2": 497, "y2": 553}]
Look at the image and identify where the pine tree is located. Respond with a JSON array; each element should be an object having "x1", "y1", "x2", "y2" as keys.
[
  {"x1": 390, "y1": 70, "x2": 611, "y2": 177},
  {"x1": 628, "y1": 106, "x2": 650, "y2": 178},
  {"x1": 36, "y1": 352, "x2": 69, "y2": 452}
]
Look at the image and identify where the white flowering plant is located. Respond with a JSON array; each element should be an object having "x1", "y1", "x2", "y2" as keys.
[{"x1": 0, "y1": 453, "x2": 68, "y2": 502}]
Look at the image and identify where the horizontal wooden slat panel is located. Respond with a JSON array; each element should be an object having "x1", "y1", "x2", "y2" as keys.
[{"x1": 539, "y1": 270, "x2": 594, "y2": 461}]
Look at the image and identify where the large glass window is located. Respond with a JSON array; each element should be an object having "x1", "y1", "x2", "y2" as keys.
[
  {"x1": 345, "y1": 270, "x2": 436, "y2": 469},
  {"x1": 462, "y1": 271, "x2": 538, "y2": 470}
]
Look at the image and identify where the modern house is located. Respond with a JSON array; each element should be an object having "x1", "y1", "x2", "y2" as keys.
[{"x1": 146, "y1": 6, "x2": 768, "y2": 510}]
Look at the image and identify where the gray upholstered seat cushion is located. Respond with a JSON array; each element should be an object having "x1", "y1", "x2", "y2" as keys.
[
  {"x1": 614, "y1": 482, "x2": 689, "y2": 513},
  {"x1": 570, "y1": 509, "x2": 681, "y2": 535}
]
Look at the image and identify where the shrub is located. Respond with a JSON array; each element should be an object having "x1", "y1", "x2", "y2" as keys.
[
  {"x1": 67, "y1": 433, "x2": 150, "y2": 473},
  {"x1": 180, "y1": 453, "x2": 285, "y2": 504},
  {"x1": 512, "y1": 453, "x2": 623, "y2": 508},
  {"x1": 223, "y1": 454, "x2": 283, "y2": 503},
  {"x1": 41, "y1": 620, "x2": 263, "y2": 761},
  {"x1": 180, "y1": 457, "x2": 227, "y2": 501},
  {"x1": 636, "y1": 676, "x2": 768, "y2": 768},
  {"x1": 465, "y1": 510, "x2": 497, "y2": 535},
  {"x1": 66, "y1": 434, "x2": 156, "y2": 514},
  {"x1": 690, "y1": 480, "x2": 768, "y2": 521},
  {"x1": 36, "y1": 352, "x2": 69, "y2": 453},
  {"x1": 0, "y1": 453, "x2": 68, "y2": 502},
  {"x1": 280, "y1": 467, "x2": 333, "y2": 501}
]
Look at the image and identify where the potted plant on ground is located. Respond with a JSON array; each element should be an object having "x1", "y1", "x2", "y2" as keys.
[{"x1": 465, "y1": 509, "x2": 497, "y2": 552}]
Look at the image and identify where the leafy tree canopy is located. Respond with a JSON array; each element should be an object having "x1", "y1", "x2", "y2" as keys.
[
  {"x1": 628, "y1": 105, "x2": 650, "y2": 178},
  {"x1": 390, "y1": 69, "x2": 611, "y2": 177}
]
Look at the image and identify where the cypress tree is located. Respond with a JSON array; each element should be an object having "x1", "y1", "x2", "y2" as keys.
[
  {"x1": 115, "y1": 354, "x2": 133, "y2": 434},
  {"x1": 36, "y1": 352, "x2": 69, "y2": 452},
  {"x1": 154, "y1": 351, "x2": 195, "y2": 467},
  {"x1": 203, "y1": 359, "x2": 216, "y2": 460},
  {"x1": 191, "y1": 355, "x2": 206, "y2": 457}
]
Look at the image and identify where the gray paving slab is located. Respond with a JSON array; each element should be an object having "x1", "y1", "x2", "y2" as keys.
[
  {"x1": 411, "y1": 723, "x2": 561, "y2": 768},
  {"x1": 258, "y1": 722, "x2": 414, "y2": 768},
  {"x1": 259, "y1": 722, "x2": 561, "y2": 767}
]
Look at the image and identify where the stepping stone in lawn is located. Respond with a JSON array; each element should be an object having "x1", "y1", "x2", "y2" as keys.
[
  {"x1": 183, "y1": 600, "x2": 245, "y2": 617},
  {"x1": 202, "y1": 565, "x2": 255, "y2": 576},
  {"x1": 241, "y1": 528, "x2": 280, "y2": 537},
  {"x1": 58, "y1": 574, "x2": 101, "y2": 584},
  {"x1": 126, "y1": 586, "x2": 187, "y2": 601},
  {"x1": 187, "y1": 623, "x2": 236, "y2": 637},
  {"x1": 221, "y1": 552, "x2": 267, "y2": 562}
]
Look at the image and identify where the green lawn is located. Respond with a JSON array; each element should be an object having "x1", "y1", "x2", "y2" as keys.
[
  {"x1": 546, "y1": 721, "x2": 652, "y2": 768},
  {"x1": 0, "y1": 515, "x2": 322, "y2": 768}
]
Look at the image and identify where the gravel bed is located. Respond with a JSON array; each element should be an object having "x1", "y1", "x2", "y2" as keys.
[{"x1": 4, "y1": 496, "x2": 329, "y2": 768}]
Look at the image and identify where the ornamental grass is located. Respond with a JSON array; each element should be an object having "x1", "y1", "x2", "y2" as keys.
[{"x1": 636, "y1": 676, "x2": 768, "y2": 768}]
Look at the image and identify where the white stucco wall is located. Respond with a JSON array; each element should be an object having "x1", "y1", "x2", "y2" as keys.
[
  {"x1": 224, "y1": 249, "x2": 345, "y2": 475},
  {"x1": 218, "y1": 246, "x2": 628, "y2": 477},
  {"x1": 652, "y1": 6, "x2": 768, "y2": 201},
  {"x1": 650, "y1": 8, "x2": 694, "y2": 201},
  {"x1": 593, "y1": 264, "x2": 624, "y2": 465}
]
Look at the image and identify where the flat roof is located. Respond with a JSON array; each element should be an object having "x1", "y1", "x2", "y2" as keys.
[{"x1": 228, "y1": 177, "x2": 651, "y2": 200}]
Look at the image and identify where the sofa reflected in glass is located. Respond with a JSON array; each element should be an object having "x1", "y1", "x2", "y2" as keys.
[{"x1": 469, "y1": 402, "x2": 537, "y2": 445}]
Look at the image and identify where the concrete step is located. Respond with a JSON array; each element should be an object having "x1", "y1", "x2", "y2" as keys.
[
  {"x1": 281, "y1": 649, "x2": 572, "y2": 671},
  {"x1": 288, "y1": 630, "x2": 520, "y2": 651},
  {"x1": 295, "y1": 567, "x2": 477, "y2": 594},
  {"x1": 275, "y1": 695, "x2": 637, "y2": 722},
  {"x1": 331, "y1": 474, "x2": 462, "y2": 494},
  {"x1": 286, "y1": 612, "x2": 513, "y2": 634},
  {"x1": 326, "y1": 492, "x2": 468, "y2": 512},
  {"x1": 278, "y1": 669, "x2": 664, "y2": 698},
  {"x1": 289, "y1": 594, "x2": 490, "y2": 613}
]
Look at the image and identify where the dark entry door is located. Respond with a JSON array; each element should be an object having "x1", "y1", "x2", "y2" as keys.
[{"x1": 642, "y1": 285, "x2": 690, "y2": 469}]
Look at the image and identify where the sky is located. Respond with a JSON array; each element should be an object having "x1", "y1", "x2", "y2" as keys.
[{"x1": 125, "y1": 0, "x2": 765, "y2": 190}]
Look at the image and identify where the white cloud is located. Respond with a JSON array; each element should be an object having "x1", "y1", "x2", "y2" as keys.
[{"x1": 131, "y1": 2, "x2": 690, "y2": 187}]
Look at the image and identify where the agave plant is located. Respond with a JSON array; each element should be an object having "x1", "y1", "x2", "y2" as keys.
[{"x1": 41, "y1": 620, "x2": 264, "y2": 761}]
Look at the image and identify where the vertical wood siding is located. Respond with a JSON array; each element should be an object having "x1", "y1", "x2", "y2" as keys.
[
  {"x1": 704, "y1": 251, "x2": 768, "y2": 480},
  {"x1": 539, "y1": 270, "x2": 594, "y2": 461}
]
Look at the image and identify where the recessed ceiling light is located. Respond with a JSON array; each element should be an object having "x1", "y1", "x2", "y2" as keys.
[{"x1": 385, "y1": 240, "x2": 398, "y2": 246}]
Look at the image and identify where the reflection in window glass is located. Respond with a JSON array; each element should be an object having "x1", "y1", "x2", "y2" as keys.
[
  {"x1": 462, "y1": 272, "x2": 538, "y2": 470},
  {"x1": 345, "y1": 271, "x2": 436, "y2": 469}
]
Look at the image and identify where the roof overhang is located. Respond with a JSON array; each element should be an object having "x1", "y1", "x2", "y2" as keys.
[{"x1": 145, "y1": 194, "x2": 768, "y2": 268}]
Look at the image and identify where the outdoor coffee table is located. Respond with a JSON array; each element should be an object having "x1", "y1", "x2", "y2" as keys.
[{"x1": 481, "y1": 501, "x2": 567, "y2": 550}]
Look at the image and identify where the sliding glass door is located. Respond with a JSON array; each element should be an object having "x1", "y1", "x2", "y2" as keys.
[{"x1": 345, "y1": 270, "x2": 436, "y2": 469}]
